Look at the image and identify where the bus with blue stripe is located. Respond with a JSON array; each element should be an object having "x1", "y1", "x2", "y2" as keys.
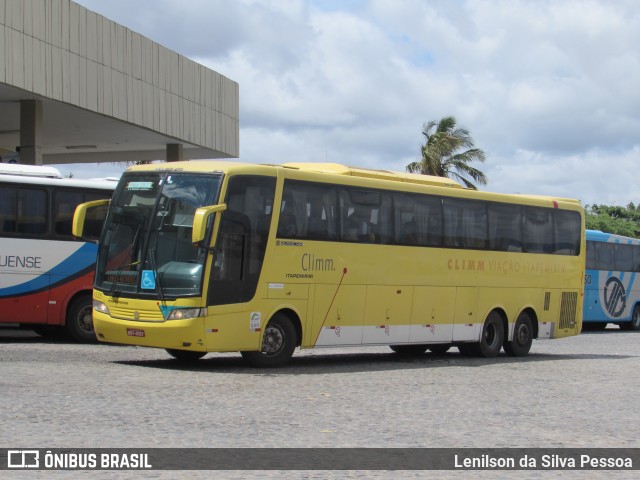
[
  {"x1": 583, "y1": 229, "x2": 640, "y2": 331},
  {"x1": 0, "y1": 164, "x2": 115, "y2": 341}
]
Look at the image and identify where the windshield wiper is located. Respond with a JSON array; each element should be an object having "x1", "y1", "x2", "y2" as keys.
[
  {"x1": 109, "y1": 260, "x2": 140, "y2": 297},
  {"x1": 148, "y1": 248, "x2": 166, "y2": 305}
]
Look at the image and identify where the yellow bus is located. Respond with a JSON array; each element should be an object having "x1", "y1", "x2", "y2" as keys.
[{"x1": 73, "y1": 161, "x2": 584, "y2": 367}]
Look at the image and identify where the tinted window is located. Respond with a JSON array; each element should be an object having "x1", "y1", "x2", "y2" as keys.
[
  {"x1": 554, "y1": 210, "x2": 581, "y2": 255},
  {"x1": 523, "y1": 207, "x2": 554, "y2": 254},
  {"x1": 586, "y1": 241, "x2": 597, "y2": 269},
  {"x1": 595, "y1": 242, "x2": 615, "y2": 271},
  {"x1": 488, "y1": 204, "x2": 522, "y2": 252},
  {"x1": 615, "y1": 244, "x2": 634, "y2": 272},
  {"x1": 0, "y1": 186, "x2": 47, "y2": 235},
  {"x1": 339, "y1": 188, "x2": 392, "y2": 244},
  {"x1": 277, "y1": 181, "x2": 337, "y2": 240},
  {"x1": 394, "y1": 193, "x2": 443, "y2": 246},
  {"x1": 443, "y1": 199, "x2": 487, "y2": 249}
]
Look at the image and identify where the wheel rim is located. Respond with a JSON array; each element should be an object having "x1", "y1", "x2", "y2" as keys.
[
  {"x1": 484, "y1": 322, "x2": 498, "y2": 347},
  {"x1": 262, "y1": 323, "x2": 285, "y2": 356},
  {"x1": 514, "y1": 322, "x2": 530, "y2": 346},
  {"x1": 634, "y1": 308, "x2": 640, "y2": 328},
  {"x1": 78, "y1": 306, "x2": 94, "y2": 334}
]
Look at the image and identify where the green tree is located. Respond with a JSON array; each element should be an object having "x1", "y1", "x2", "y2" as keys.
[
  {"x1": 585, "y1": 203, "x2": 640, "y2": 238},
  {"x1": 406, "y1": 116, "x2": 487, "y2": 189}
]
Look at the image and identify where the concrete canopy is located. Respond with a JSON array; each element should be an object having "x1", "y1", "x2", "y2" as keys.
[{"x1": 0, "y1": 0, "x2": 239, "y2": 165}]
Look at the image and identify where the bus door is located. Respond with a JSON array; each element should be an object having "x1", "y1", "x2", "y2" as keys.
[{"x1": 205, "y1": 175, "x2": 276, "y2": 351}]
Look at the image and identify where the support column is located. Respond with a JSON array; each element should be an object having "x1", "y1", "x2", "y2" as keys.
[
  {"x1": 166, "y1": 143, "x2": 183, "y2": 162},
  {"x1": 20, "y1": 100, "x2": 43, "y2": 165}
]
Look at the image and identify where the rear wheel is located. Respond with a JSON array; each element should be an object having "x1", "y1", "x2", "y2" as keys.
[
  {"x1": 166, "y1": 349, "x2": 207, "y2": 362},
  {"x1": 65, "y1": 295, "x2": 97, "y2": 343},
  {"x1": 619, "y1": 305, "x2": 640, "y2": 331},
  {"x1": 504, "y1": 312, "x2": 533, "y2": 357},
  {"x1": 389, "y1": 344, "x2": 428, "y2": 355},
  {"x1": 241, "y1": 314, "x2": 297, "y2": 368}
]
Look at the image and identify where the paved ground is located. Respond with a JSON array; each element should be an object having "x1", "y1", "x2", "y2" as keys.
[{"x1": 1, "y1": 325, "x2": 638, "y2": 479}]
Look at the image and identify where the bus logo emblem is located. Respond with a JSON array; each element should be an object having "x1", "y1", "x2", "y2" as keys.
[{"x1": 603, "y1": 276, "x2": 626, "y2": 318}]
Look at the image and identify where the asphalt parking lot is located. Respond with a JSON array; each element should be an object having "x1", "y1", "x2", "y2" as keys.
[{"x1": 1, "y1": 325, "x2": 639, "y2": 479}]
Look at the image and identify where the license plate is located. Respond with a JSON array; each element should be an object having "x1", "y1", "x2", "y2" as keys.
[{"x1": 127, "y1": 328, "x2": 145, "y2": 337}]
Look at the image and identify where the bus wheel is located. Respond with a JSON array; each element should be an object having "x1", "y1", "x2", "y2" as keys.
[
  {"x1": 428, "y1": 344, "x2": 451, "y2": 355},
  {"x1": 241, "y1": 314, "x2": 297, "y2": 368},
  {"x1": 389, "y1": 344, "x2": 428, "y2": 355},
  {"x1": 504, "y1": 312, "x2": 533, "y2": 357},
  {"x1": 477, "y1": 312, "x2": 504, "y2": 357},
  {"x1": 65, "y1": 296, "x2": 97, "y2": 343},
  {"x1": 620, "y1": 305, "x2": 640, "y2": 331},
  {"x1": 166, "y1": 349, "x2": 207, "y2": 362}
]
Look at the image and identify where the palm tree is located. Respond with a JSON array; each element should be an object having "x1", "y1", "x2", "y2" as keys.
[{"x1": 406, "y1": 116, "x2": 487, "y2": 189}]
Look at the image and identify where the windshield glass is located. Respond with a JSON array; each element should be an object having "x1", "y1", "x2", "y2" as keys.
[{"x1": 95, "y1": 171, "x2": 222, "y2": 298}]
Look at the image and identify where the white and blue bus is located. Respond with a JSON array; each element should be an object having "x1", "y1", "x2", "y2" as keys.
[
  {"x1": 583, "y1": 229, "x2": 640, "y2": 331},
  {"x1": 0, "y1": 164, "x2": 115, "y2": 342}
]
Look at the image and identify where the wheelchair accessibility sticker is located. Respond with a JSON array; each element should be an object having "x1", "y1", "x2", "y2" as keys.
[{"x1": 141, "y1": 270, "x2": 156, "y2": 290}]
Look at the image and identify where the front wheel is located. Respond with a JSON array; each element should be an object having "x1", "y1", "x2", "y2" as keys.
[
  {"x1": 166, "y1": 349, "x2": 207, "y2": 362},
  {"x1": 241, "y1": 314, "x2": 297, "y2": 368},
  {"x1": 504, "y1": 312, "x2": 533, "y2": 357},
  {"x1": 620, "y1": 305, "x2": 640, "y2": 331},
  {"x1": 65, "y1": 296, "x2": 97, "y2": 343}
]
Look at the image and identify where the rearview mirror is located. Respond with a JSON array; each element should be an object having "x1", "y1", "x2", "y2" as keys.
[
  {"x1": 192, "y1": 204, "x2": 227, "y2": 245},
  {"x1": 72, "y1": 199, "x2": 110, "y2": 239}
]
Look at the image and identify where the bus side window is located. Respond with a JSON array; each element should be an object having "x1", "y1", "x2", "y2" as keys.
[
  {"x1": 444, "y1": 199, "x2": 487, "y2": 249},
  {"x1": 488, "y1": 204, "x2": 522, "y2": 252},
  {"x1": 277, "y1": 181, "x2": 337, "y2": 241},
  {"x1": 0, "y1": 185, "x2": 17, "y2": 233},
  {"x1": 554, "y1": 210, "x2": 581, "y2": 255},
  {"x1": 523, "y1": 207, "x2": 554, "y2": 254},
  {"x1": 17, "y1": 188, "x2": 47, "y2": 235}
]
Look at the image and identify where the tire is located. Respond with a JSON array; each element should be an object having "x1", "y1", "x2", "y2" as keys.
[
  {"x1": 458, "y1": 312, "x2": 504, "y2": 357},
  {"x1": 619, "y1": 305, "x2": 640, "y2": 331},
  {"x1": 477, "y1": 312, "x2": 504, "y2": 357},
  {"x1": 504, "y1": 312, "x2": 533, "y2": 357},
  {"x1": 166, "y1": 349, "x2": 207, "y2": 362},
  {"x1": 428, "y1": 344, "x2": 451, "y2": 355},
  {"x1": 65, "y1": 295, "x2": 97, "y2": 343},
  {"x1": 389, "y1": 344, "x2": 428, "y2": 355},
  {"x1": 241, "y1": 314, "x2": 297, "y2": 368}
]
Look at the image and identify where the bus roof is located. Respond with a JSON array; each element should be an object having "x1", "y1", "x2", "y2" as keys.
[
  {"x1": 586, "y1": 229, "x2": 640, "y2": 244},
  {"x1": 0, "y1": 163, "x2": 63, "y2": 178},
  {"x1": 0, "y1": 171, "x2": 117, "y2": 190},
  {"x1": 281, "y1": 163, "x2": 464, "y2": 189},
  {"x1": 123, "y1": 160, "x2": 582, "y2": 210}
]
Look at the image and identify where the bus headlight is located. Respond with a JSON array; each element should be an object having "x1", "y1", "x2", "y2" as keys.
[
  {"x1": 93, "y1": 300, "x2": 110, "y2": 315},
  {"x1": 166, "y1": 308, "x2": 206, "y2": 320}
]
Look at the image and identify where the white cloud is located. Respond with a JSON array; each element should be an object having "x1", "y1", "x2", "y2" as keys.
[{"x1": 71, "y1": 0, "x2": 640, "y2": 206}]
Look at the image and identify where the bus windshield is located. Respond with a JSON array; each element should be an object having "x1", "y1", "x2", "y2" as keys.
[{"x1": 95, "y1": 172, "x2": 222, "y2": 298}]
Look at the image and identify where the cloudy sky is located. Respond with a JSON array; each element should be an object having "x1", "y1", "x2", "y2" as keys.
[{"x1": 67, "y1": 0, "x2": 640, "y2": 207}]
